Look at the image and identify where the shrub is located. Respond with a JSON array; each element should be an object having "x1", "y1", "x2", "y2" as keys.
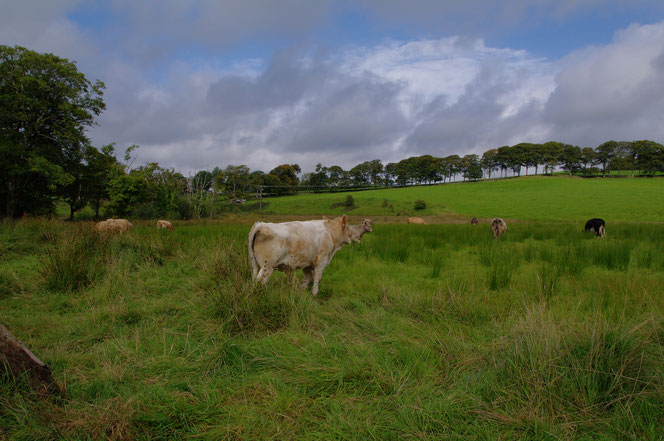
[
  {"x1": 414, "y1": 200, "x2": 426, "y2": 210},
  {"x1": 345, "y1": 195, "x2": 355, "y2": 207}
]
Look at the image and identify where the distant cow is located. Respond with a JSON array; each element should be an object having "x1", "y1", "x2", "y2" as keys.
[
  {"x1": 584, "y1": 218, "x2": 606, "y2": 238},
  {"x1": 491, "y1": 218, "x2": 507, "y2": 238},
  {"x1": 157, "y1": 220, "x2": 175, "y2": 231},
  {"x1": 470, "y1": 217, "x2": 479, "y2": 225},
  {"x1": 94, "y1": 218, "x2": 134, "y2": 233},
  {"x1": 407, "y1": 217, "x2": 426, "y2": 224},
  {"x1": 248, "y1": 215, "x2": 352, "y2": 295},
  {"x1": 349, "y1": 218, "x2": 373, "y2": 243}
]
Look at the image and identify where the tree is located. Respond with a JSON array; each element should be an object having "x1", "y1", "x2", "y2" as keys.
[
  {"x1": 481, "y1": 149, "x2": 499, "y2": 178},
  {"x1": 268, "y1": 164, "x2": 300, "y2": 195},
  {"x1": 462, "y1": 154, "x2": 483, "y2": 181},
  {"x1": 541, "y1": 142, "x2": 563, "y2": 174},
  {"x1": 83, "y1": 144, "x2": 118, "y2": 219},
  {"x1": 559, "y1": 144, "x2": 582, "y2": 175},
  {"x1": 367, "y1": 159, "x2": 384, "y2": 187},
  {"x1": 0, "y1": 45, "x2": 105, "y2": 218},
  {"x1": 215, "y1": 165, "x2": 250, "y2": 198},
  {"x1": 580, "y1": 147, "x2": 597, "y2": 171},
  {"x1": 595, "y1": 141, "x2": 617, "y2": 177},
  {"x1": 632, "y1": 140, "x2": 664, "y2": 176},
  {"x1": 308, "y1": 163, "x2": 329, "y2": 191}
]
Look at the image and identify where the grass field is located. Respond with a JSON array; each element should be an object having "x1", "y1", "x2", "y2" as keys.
[
  {"x1": 3, "y1": 176, "x2": 664, "y2": 439},
  {"x1": 263, "y1": 176, "x2": 664, "y2": 222},
  {"x1": 2, "y1": 213, "x2": 664, "y2": 440}
]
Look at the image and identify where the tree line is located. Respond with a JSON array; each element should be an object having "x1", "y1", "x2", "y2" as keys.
[{"x1": 2, "y1": 45, "x2": 663, "y2": 220}]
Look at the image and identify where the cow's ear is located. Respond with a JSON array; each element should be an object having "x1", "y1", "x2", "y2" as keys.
[{"x1": 341, "y1": 214, "x2": 347, "y2": 226}]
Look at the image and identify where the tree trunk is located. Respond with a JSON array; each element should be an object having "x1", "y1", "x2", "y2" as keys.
[{"x1": 0, "y1": 324, "x2": 61, "y2": 395}]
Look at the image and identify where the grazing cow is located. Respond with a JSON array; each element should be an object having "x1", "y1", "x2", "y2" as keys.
[
  {"x1": 94, "y1": 218, "x2": 134, "y2": 233},
  {"x1": 157, "y1": 220, "x2": 175, "y2": 231},
  {"x1": 491, "y1": 218, "x2": 507, "y2": 238},
  {"x1": 584, "y1": 218, "x2": 606, "y2": 238},
  {"x1": 407, "y1": 217, "x2": 426, "y2": 224},
  {"x1": 349, "y1": 218, "x2": 373, "y2": 243},
  {"x1": 470, "y1": 217, "x2": 479, "y2": 225},
  {"x1": 248, "y1": 215, "x2": 352, "y2": 295}
]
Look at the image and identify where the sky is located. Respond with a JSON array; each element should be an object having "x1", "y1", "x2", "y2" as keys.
[{"x1": 2, "y1": 0, "x2": 664, "y2": 175}]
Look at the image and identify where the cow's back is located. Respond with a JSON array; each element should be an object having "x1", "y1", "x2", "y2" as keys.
[{"x1": 252, "y1": 220, "x2": 333, "y2": 269}]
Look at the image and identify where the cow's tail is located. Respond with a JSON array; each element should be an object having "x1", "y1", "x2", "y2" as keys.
[{"x1": 248, "y1": 223, "x2": 262, "y2": 279}]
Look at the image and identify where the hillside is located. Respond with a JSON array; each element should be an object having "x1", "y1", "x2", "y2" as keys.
[{"x1": 263, "y1": 176, "x2": 664, "y2": 222}]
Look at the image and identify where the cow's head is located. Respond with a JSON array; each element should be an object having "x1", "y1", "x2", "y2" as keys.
[
  {"x1": 339, "y1": 215, "x2": 351, "y2": 244},
  {"x1": 362, "y1": 218, "x2": 373, "y2": 233}
]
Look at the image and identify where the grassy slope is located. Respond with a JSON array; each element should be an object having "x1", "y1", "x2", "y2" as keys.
[
  {"x1": 264, "y1": 176, "x2": 664, "y2": 222},
  {"x1": 1, "y1": 220, "x2": 664, "y2": 439}
]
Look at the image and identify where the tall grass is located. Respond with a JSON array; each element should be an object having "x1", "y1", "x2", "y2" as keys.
[{"x1": 1, "y1": 219, "x2": 664, "y2": 439}]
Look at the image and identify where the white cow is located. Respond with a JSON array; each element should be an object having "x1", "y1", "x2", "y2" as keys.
[{"x1": 248, "y1": 215, "x2": 352, "y2": 295}]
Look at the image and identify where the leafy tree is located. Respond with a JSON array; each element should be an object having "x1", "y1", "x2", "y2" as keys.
[
  {"x1": 216, "y1": 165, "x2": 250, "y2": 198},
  {"x1": 105, "y1": 172, "x2": 150, "y2": 217},
  {"x1": 367, "y1": 159, "x2": 384, "y2": 187},
  {"x1": 268, "y1": 164, "x2": 300, "y2": 195},
  {"x1": 481, "y1": 149, "x2": 499, "y2": 178},
  {"x1": 541, "y1": 142, "x2": 563, "y2": 174},
  {"x1": 580, "y1": 147, "x2": 597, "y2": 171},
  {"x1": 383, "y1": 163, "x2": 397, "y2": 187},
  {"x1": 595, "y1": 140, "x2": 617, "y2": 177},
  {"x1": 559, "y1": 144, "x2": 582, "y2": 175},
  {"x1": 83, "y1": 144, "x2": 118, "y2": 219},
  {"x1": 308, "y1": 163, "x2": 329, "y2": 191},
  {"x1": 0, "y1": 45, "x2": 105, "y2": 217},
  {"x1": 632, "y1": 140, "x2": 664, "y2": 176},
  {"x1": 327, "y1": 165, "x2": 345, "y2": 187},
  {"x1": 462, "y1": 154, "x2": 483, "y2": 181}
]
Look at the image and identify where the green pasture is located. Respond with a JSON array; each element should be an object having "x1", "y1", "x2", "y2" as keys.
[
  {"x1": 263, "y1": 176, "x2": 664, "y2": 222},
  {"x1": 2, "y1": 219, "x2": 664, "y2": 440}
]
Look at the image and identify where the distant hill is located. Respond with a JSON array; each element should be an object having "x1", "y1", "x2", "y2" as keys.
[{"x1": 263, "y1": 176, "x2": 664, "y2": 222}]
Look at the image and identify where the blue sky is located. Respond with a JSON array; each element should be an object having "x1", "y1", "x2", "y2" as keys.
[{"x1": 2, "y1": 0, "x2": 664, "y2": 173}]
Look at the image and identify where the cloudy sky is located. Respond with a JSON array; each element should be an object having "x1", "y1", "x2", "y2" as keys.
[{"x1": 2, "y1": 0, "x2": 664, "y2": 173}]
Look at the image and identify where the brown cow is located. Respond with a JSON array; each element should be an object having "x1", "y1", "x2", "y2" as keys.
[
  {"x1": 407, "y1": 217, "x2": 426, "y2": 224},
  {"x1": 248, "y1": 215, "x2": 352, "y2": 295},
  {"x1": 157, "y1": 220, "x2": 175, "y2": 230},
  {"x1": 349, "y1": 218, "x2": 373, "y2": 243},
  {"x1": 491, "y1": 218, "x2": 507, "y2": 237},
  {"x1": 94, "y1": 218, "x2": 134, "y2": 233},
  {"x1": 470, "y1": 217, "x2": 479, "y2": 225}
]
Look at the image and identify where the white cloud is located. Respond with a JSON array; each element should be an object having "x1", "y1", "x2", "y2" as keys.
[{"x1": 544, "y1": 21, "x2": 664, "y2": 145}]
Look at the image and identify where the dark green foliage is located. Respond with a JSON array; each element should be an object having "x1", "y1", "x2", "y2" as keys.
[
  {"x1": 414, "y1": 199, "x2": 426, "y2": 210},
  {"x1": 0, "y1": 45, "x2": 105, "y2": 218}
]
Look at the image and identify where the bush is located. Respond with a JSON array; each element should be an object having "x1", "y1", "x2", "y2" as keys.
[
  {"x1": 345, "y1": 195, "x2": 355, "y2": 207},
  {"x1": 414, "y1": 200, "x2": 426, "y2": 210}
]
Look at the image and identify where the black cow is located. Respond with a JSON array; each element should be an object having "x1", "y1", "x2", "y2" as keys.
[{"x1": 584, "y1": 218, "x2": 606, "y2": 238}]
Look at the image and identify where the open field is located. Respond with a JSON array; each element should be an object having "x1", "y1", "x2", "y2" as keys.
[
  {"x1": 2, "y1": 217, "x2": 664, "y2": 440},
  {"x1": 263, "y1": 176, "x2": 664, "y2": 222}
]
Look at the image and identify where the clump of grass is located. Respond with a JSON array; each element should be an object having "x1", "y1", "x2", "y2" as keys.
[
  {"x1": 490, "y1": 308, "x2": 662, "y2": 436},
  {"x1": 536, "y1": 263, "x2": 560, "y2": 299},
  {"x1": 414, "y1": 199, "x2": 426, "y2": 210},
  {"x1": 0, "y1": 270, "x2": 24, "y2": 298},
  {"x1": 40, "y1": 228, "x2": 110, "y2": 292},
  {"x1": 202, "y1": 239, "x2": 313, "y2": 335}
]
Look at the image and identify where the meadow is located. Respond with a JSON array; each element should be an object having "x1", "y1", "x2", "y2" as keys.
[
  {"x1": 263, "y1": 176, "x2": 664, "y2": 222},
  {"x1": 2, "y1": 177, "x2": 664, "y2": 440}
]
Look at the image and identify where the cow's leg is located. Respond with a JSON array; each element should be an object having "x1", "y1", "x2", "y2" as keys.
[
  {"x1": 301, "y1": 267, "x2": 314, "y2": 289},
  {"x1": 257, "y1": 265, "x2": 274, "y2": 284},
  {"x1": 311, "y1": 263, "x2": 328, "y2": 296}
]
